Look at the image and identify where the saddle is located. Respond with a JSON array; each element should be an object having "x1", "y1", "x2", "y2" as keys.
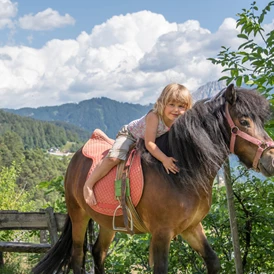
[{"x1": 82, "y1": 129, "x2": 148, "y2": 233}]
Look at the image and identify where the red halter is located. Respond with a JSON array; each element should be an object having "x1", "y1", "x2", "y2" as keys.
[{"x1": 225, "y1": 103, "x2": 274, "y2": 170}]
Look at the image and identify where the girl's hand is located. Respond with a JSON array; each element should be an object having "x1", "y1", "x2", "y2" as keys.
[{"x1": 162, "y1": 157, "x2": 179, "y2": 174}]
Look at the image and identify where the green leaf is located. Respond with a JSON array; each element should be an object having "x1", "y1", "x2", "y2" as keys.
[
  {"x1": 219, "y1": 76, "x2": 229, "y2": 81},
  {"x1": 251, "y1": 60, "x2": 263, "y2": 66},
  {"x1": 258, "y1": 14, "x2": 265, "y2": 24},
  {"x1": 237, "y1": 33, "x2": 249, "y2": 40},
  {"x1": 222, "y1": 68, "x2": 232, "y2": 72},
  {"x1": 236, "y1": 76, "x2": 243, "y2": 87},
  {"x1": 242, "y1": 56, "x2": 249, "y2": 64},
  {"x1": 238, "y1": 40, "x2": 253, "y2": 50},
  {"x1": 246, "y1": 80, "x2": 254, "y2": 85}
]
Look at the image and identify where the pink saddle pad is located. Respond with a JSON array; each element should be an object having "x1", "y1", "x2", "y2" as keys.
[{"x1": 82, "y1": 129, "x2": 144, "y2": 216}]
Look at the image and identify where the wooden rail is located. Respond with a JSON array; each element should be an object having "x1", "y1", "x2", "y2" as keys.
[{"x1": 0, "y1": 207, "x2": 66, "y2": 254}]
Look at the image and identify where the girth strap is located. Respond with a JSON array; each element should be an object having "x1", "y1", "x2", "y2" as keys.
[
  {"x1": 113, "y1": 149, "x2": 148, "y2": 233},
  {"x1": 121, "y1": 166, "x2": 132, "y2": 234}
]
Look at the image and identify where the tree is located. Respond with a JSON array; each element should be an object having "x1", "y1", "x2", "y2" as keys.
[
  {"x1": 208, "y1": 1, "x2": 274, "y2": 98},
  {"x1": 0, "y1": 162, "x2": 34, "y2": 211},
  {"x1": 0, "y1": 162, "x2": 36, "y2": 273},
  {"x1": 0, "y1": 132, "x2": 24, "y2": 168},
  {"x1": 208, "y1": 1, "x2": 274, "y2": 136}
]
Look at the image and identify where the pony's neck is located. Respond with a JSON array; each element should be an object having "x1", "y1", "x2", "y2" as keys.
[{"x1": 168, "y1": 101, "x2": 230, "y2": 190}]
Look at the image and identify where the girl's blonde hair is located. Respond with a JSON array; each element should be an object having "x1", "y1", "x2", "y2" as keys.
[{"x1": 153, "y1": 83, "x2": 192, "y2": 117}]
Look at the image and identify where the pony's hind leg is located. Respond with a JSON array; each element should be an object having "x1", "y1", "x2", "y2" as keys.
[
  {"x1": 92, "y1": 225, "x2": 116, "y2": 274},
  {"x1": 181, "y1": 222, "x2": 220, "y2": 274},
  {"x1": 70, "y1": 208, "x2": 90, "y2": 274}
]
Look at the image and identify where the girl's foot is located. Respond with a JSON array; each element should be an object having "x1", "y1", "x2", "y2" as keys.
[{"x1": 84, "y1": 185, "x2": 97, "y2": 206}]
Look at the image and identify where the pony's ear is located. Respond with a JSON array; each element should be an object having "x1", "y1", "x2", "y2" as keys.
[{"x1": 225, "y1": 83, "x2": 237, "y2": 105}]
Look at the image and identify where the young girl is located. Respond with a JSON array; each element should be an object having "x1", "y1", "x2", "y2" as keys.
[{"x1": 84, "y1": 83, "x2": 192, "y2": 206}]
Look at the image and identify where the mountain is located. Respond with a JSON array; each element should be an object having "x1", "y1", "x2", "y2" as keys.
[
  {"x1": 4, "y1": 97, "x2": 153, "y2": 138},
  {"x1": 192, "y1": 81, "x2": 227, "y2": 102},
  {"x1": 2, "y1": 81, "x2": 226, "y2": 138}
]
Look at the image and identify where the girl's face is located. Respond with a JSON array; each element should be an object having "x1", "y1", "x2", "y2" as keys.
[{"x1": 163, "y1": 101, "x2": 187, "y2": 125}]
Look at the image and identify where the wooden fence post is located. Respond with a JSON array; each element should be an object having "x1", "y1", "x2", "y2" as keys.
[
  {"x1": 45, "y1": 207, "x2": 58, "y2": 245},
  {"x1": 39, "y1": 209, "x2": 48, "y2": 244},
  {"x1": 224, "y1": 158, "x2": 243, "y2": 274}
]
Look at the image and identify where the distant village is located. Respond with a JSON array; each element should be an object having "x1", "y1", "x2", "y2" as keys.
[{"x1": 47, "y1": 147, "x2": 72, "y2": 156}]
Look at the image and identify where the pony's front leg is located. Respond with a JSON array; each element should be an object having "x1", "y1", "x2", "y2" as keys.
[
  {"x1": 92, "y1": 225, "x2": 116, "y2": 274},
  {"x1": 150, "y1": 229, "x2": 173, "y2": 274},
  {"x1": 181, "y1": 222, "x2": 220, "y2": 274}
]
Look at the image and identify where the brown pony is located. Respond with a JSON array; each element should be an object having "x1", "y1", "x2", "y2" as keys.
[{"x1": 33, "y1": 84, "x2": 274, "y2": 274}]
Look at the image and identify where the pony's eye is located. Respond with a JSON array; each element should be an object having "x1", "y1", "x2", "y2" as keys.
[{"x1": 239, "y1": 119, "x2": 249, "y2": 127}]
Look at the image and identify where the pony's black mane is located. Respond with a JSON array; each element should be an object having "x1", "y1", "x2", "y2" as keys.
[{"x1": 137, "y1": 87, "x2": 271, "y2": 192}]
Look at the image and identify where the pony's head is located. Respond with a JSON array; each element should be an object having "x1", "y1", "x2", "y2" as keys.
[{"x1": 223, "y1": 84, "x2": 274, "y2": 176}]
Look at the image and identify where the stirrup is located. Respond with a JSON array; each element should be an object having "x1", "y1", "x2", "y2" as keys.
[{"x1": 112, "y1": 204, "x2": 133, "y2": 232}]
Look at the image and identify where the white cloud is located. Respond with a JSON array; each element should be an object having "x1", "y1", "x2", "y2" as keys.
[
  {"x1": 0, "y1": 11, "x2": 249, "y2": 108},
  {"x1": 0, "y1": 0, "x2": 17, "y2": 29},
  {"x1": 0, "y1": 0, "x2": 17, "y2": 18},
  {"x1": 18, "y1": 8, "x2": 75, "y2": 31},
  {"x1": 0, "y1": 18, "x2": 12, "y2": 29},
  {"x1": 89, "y1": 11, "x2": 177, "y2": 52}
]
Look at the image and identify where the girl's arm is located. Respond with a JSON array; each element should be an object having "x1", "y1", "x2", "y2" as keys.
[{"x1": 145, "y1": 112, "x2": 178, "y2": 174}]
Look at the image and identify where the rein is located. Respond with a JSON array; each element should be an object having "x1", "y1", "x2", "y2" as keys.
[{"x1": 225, "y1": 102, "x2": 274, "y2": 170}]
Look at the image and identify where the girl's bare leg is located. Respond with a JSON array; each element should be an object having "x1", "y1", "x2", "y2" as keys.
[{"x1": 83, "y1": 157, "x2": 120, "y2": 206}]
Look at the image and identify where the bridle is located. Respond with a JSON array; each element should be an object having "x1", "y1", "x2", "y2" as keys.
[{"x1": 225, "y1": 102, "x2": 274, "y2": 171}]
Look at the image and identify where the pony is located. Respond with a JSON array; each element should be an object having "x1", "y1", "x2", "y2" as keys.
[{"x1": 33, "y1": 84, "x2": 274, "y2": 274}]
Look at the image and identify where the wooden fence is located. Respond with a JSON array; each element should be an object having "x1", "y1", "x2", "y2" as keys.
[{"x1": 0, "y1": 207, "x2": 66, "y2": 254}]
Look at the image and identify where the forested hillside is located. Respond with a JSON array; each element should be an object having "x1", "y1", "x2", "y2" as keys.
[
  {"x1": 0, "y1": 110, "x2": 89, "y2": 150},
  {"x1": 4, "y1": 97, "x2": 153, "y2": 138},
  {"x1": 0, "y1": 110, "x2": 80, "y2": 199}
]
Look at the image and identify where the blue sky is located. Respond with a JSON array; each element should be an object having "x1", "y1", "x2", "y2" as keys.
[
  {"x1": 5, "y1": 0, "x2": 272, "y2": 48},
  {"x1": 0, "y1": 0, "x2": 273, "y2": 108}
]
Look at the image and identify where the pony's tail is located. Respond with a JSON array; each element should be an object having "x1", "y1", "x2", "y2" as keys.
[
  {"x1": 32, "y1": 215, "x2": 72, "y2": 274},
  {"x1": 86, "y1": 219, "x2": 94, "y2": 254}
]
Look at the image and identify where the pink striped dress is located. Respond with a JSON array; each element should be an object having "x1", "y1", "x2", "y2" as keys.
[{"x1": 127, "y1": 113, "x2": 169, "y2": 139}]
